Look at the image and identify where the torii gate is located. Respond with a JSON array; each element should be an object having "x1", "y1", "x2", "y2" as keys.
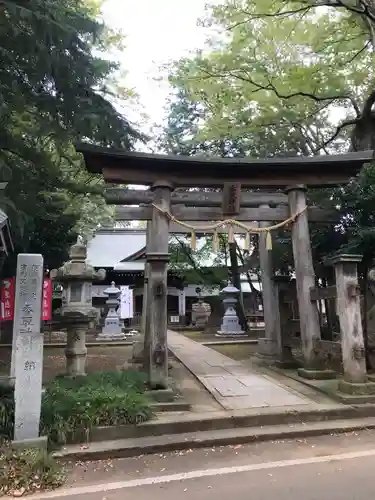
[{"x1": 77, "y1": 144, "x2": 373, "y2": 387}]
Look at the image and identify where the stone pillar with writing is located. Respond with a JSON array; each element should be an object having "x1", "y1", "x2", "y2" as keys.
[
  {"x1": 51, "y1": 240, "x2": 105, "y2": 377},
  {"x1": 12, "y1": 254, "x2": 47, "y2": 449}
]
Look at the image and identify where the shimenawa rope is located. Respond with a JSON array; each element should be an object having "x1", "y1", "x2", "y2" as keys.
[{"x1": 151, "y1": 203, "x2": 307, "y2": 251}]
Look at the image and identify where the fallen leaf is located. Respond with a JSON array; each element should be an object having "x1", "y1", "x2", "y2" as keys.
[{"x1": 10, "y1": 487, "x2": 26, "y2": 497}]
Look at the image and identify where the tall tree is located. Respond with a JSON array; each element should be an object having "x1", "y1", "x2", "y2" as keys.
[
  {"x1": 0, "y1": 0, "x2": 141, "y2": 272},
  {"x1": 167, "y1": 0, "x2": 375, "y2": 153}
]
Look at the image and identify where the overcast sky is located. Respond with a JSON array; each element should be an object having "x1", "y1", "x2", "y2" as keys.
[{"x1": 101, "y1": 0, "x2": 210, "y2": 132}]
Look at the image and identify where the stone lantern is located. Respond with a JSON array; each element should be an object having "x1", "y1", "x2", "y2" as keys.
[
  {"x1": 50, "y1": 239, "x2": 105, "y2": 377},
  {"x1": 191, "y1": 287, "x2": 211, "y2": 328},
  {"x1": 217, "y1": 283, "x2": 244, "y2": 336},
  {"x1": 97, "y1": 281, "x2": 126, "y2": 341}
]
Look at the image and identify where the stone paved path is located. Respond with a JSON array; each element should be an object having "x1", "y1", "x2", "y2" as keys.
[{"x1": 168, "y1": 330, "x2": 309, "y2": 410}]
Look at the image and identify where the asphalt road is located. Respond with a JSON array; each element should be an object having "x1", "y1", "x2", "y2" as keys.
[{"x1": 30, "y1": 429, "x2": 375, "y2": 500}]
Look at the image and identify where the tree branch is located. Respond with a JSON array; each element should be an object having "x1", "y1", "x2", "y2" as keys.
[
  {"x1": 198, "y1": 67, "x2": 353, "y2": 103},
  {"x1": 302, "y1": 0, "x2": 375, "y2": 24},
  {"x1": 313, "y1": 118, "x2": 359, "y2": 153},
  {"x1": 227, "y1": 6, "x2": 312, "y2": 29}
]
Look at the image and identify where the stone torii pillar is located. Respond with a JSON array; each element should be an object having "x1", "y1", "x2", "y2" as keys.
[
  {"x1": 141, "y1": 221, "x2": 151, "y2": 335},
  {"x1": 257, "y1": 205, "x2": 280, "y2": 361},
  {"x1": 144, "y1": 181, "x2": 173, "y2": 389},
  {"x1": 286, "y1": 185, "x2": 333, "y2": 379}
]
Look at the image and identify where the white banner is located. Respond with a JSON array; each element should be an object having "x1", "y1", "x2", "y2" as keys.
[{"x1": 120, "y1": 286, "x2": 134, "y2": 319}]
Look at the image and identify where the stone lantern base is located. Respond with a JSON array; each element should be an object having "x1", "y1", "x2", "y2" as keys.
[{"x1": 97, "y1": 330, "x2": 127, "y2": 341}]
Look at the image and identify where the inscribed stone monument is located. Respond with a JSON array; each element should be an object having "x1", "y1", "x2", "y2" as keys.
[{"x1": 13, "y1": 254, "x2": 46, "y2": 446}]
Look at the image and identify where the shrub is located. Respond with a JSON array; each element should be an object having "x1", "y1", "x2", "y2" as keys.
[
  {"x1": 0, "y1": 442, "x2": 66, "y2": 496},
  {"x1": 0, "y1": 371, "x2": 152, "y2": 446},
  {"x1": 0, "y1": 384, "x2": 14, "y2": 439},
  {"x1": 41, "y1": 370, "x2": 153, "y2": 445}
]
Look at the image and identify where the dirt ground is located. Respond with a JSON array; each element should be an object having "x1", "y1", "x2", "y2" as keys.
[
  {"x1": 0, "y1": 345, "x2": 134, "y2": 383},
  {"x1": 210, "y1": 343, "x2": 258, "y2": 361}
]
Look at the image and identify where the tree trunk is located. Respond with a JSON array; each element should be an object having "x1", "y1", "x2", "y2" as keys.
[{"x1": 228, "y1": 241, "x2": 248, "y2": 332}]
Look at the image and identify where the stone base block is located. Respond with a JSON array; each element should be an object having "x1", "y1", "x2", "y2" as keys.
[
  {"x1": 216, "y1": 331, "x2": 245, "y2": 337},
  {"x1": 96, "y1": 332, "x2": 127, "y2": 341},
  {"x1": 339, "y1": 379, "x2": 375, "y2": 396},
  {"x1": 126, "y1": 330, "x2": 138, "y2": 337},
  {"x1": 335, "y1": 392, "x2": 375, "y2": 404},
  {"x1": 12, "y1": 436, "x2": 48, "y2": 452},
  {"x1": 298, "y1": 368, "x2": 336, "y2": 380}
]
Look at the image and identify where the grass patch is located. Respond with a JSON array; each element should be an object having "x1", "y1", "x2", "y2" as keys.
[
  {"x1": 180, "y1": 330, "x2": 205, "y2": 340},
  {"x1": 1, "y1": 370, "x2": 153, "y2": 446},
  {"x1": 0, "y1": 442, "x2": 66, "y2": 497},
  {"x1": 41, "y1": 370, "x2": 153, "y2": 445},
  {"x1": 210, "y1": 344, "x2": 258, "y2": 360}
]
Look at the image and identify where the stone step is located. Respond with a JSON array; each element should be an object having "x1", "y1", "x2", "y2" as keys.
[
  {"x1": 85, "y1": 403, "x2": 375, "y2": 443},
  {"x1": 54, "y1": 416, "x2": 375, "y2": 461}
]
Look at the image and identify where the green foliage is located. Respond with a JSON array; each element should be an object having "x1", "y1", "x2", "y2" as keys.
[
  {"x1": 165, "y1": 0, "x2": 375, "y2": 154},
  {"x1": 0, "y1": 385, "x2": 14, "y2": 440},
  {"x1": 41, "y1": 371, "x2": 152, "y2": 445},
  {"x1": 0, "y1": 371, "x2": 152, "y2": 447},
  {"x1": 0, "y1": 0, "x2": 141, "y2": 273},
  {"x1": 0, "y1": 443, "x2": 66, "y2": 496},
  {"x1": 160, "y1": 0, "x2": 375, "y2": 272},
  {"x1": 168, "y1": 234, "x2": 229, "y2": 286}
]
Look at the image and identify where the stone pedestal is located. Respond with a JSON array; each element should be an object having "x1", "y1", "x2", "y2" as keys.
[
  {"x1": 217, "y1": 285, "x2": 244, "y2": 336},
  {"x1": 64, "y1": 313, "x2": 91, "y2": 377}
]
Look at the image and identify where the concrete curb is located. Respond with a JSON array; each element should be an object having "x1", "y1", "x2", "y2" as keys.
[
  {"x1": 67, "y1": 403, "x2": 375, "y2": 444},
  {"x1": 54, "y1": 417, "x2": 375, "y2": 461}
]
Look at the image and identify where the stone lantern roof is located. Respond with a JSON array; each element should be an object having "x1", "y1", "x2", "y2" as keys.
[{"x1": 51, "y1": 239, "x2": 106, "y2": 282}]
